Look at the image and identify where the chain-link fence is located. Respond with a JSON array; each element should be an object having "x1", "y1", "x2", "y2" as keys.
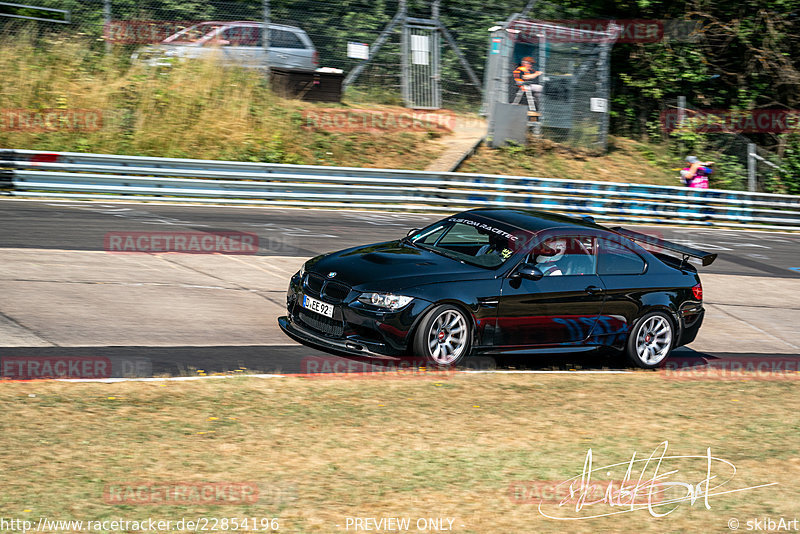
[
  {"x1": 483, "y1": 17, "x2": 615, "y2": 153},
  {"x1": 662, "y1": 99, "x2": 789, "y2": 193},
  {"x1": 1, "y1": 0, "x2": 514, "y2": 110}
]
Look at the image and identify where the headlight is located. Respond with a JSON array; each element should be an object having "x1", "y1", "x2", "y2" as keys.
[
  {"x1": 357, "y1": 292, "x2": 413, "y2": 310},
  {"x1": 296, "y1": 263, "x2": 305, "y2": 278}
]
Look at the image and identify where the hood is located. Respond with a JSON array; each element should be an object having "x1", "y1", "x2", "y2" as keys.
[{"x1": 307, "y1": 240, "x2": 492, "y2": 292}]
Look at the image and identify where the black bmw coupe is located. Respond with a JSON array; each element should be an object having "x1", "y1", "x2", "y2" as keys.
[{"x1": 278, "y1": 208, "x2": 716, "y2": 368}]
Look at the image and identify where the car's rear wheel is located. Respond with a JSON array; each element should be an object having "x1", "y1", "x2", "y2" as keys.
[
  {"x1": 414, "y1": 304, "x2": 472, "y2": 367},
  {"x1": 626, "y1": 311, "x2": 674, "y2": 369}
]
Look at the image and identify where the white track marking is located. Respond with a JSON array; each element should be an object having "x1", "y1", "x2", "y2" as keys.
[
  {"x1": 39, "y1": 369, "x2": 634, "y2": 383},
  {"x1": 463, "y1": 370, "x2": 632, "y2": 374}
]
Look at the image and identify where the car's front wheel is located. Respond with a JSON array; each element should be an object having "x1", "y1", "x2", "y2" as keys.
[
  {"x1": 413, "y1": 304, "x2": 472, "y2": 367},
  {"x1": 625, "y1": 311, "x2": 675, "y2": 369}
]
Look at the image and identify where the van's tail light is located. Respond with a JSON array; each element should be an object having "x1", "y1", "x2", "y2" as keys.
[
  {"x1": 312, "y1": 50, "x2": 319, "y2": 66},
  {"x1": 692, "y1": 283, "x2": 703, "y2": 301}
]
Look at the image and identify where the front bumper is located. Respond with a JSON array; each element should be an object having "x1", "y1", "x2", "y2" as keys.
[
  {"x1": 281, "y1": 270, "x2": 432, "y2": 358},
  {"x1": 278, "y1": 316, "x2": 399, "y2": 358}
]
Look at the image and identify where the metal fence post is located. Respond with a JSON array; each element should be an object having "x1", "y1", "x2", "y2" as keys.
[
  {"x1": 103, "y1": 0, "x2": 111, "y2": 55},
  {"x1": 748, "y1": 142, "x2": 757, "y2": 192},
  {"x1": 262, "y1": 0, "x2": 271, "y2": 82}
]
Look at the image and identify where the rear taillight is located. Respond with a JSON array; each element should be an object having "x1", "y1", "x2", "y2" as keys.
[
  {"x1": 312, "y1": 50, "x2": 319, "y2": 66},
  {"x1": 692, "y1": 283, "x2": 703, "y2": 301}
]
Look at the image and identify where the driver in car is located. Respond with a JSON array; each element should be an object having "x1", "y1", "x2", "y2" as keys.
[{"x1": 534, "y1": 238, "x2": 567, "y2": 276}]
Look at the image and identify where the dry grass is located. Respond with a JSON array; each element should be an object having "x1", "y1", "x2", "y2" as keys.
[
  {"x1": 459, "y1": 136, "x2": 682, "y2": 186},
  {"x1": 1, "y1": 373, "x2": 798, "y2": 533},
  {"x1": 0, "y1": 35, "x2": 442, "y2": 169}
]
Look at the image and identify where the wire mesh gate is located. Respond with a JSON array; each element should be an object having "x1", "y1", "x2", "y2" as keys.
[
  {"x1": 483, "y1": 18, "x2": 617, "y2": 152},
  {"x1": 401, "y1": 22, "x2": 441, "y2": 109}
]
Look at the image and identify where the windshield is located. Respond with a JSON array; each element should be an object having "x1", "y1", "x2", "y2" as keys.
[
  {"x1": 163, "y1": 23, "x2": 224, "y2": 44},
  {"x1": 410, "y1": 216, "x2": 533, "y2": 269}
]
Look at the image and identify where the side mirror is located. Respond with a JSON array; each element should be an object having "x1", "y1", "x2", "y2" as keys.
[
  {"x1": 407, "y1": 228, "x2": 421, "y2": 237},
  {"x1": 513, "y1": 262, "x2": 544, "y2": 281}
]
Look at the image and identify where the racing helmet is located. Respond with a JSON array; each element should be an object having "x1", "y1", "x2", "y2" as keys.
[{"x1": 535, "y1": 238, "x2": 567, "y2": 264}]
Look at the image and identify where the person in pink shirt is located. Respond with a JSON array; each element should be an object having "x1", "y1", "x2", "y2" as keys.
[{"x1": 680, "y1": 155, "x2": 714, "y2": 189}]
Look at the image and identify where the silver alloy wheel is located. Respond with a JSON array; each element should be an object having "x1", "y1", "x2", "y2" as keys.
[
  {"x1": 426, "y1": 309, "x2": 468, "y2": 365},
  {"x1": 635, "y1": 315, "x2": 673, "y2": 365}
]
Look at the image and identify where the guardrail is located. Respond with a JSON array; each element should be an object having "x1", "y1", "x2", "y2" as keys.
[{"x1": 2, "y1": 148, "x2": 800, "y2": 230}]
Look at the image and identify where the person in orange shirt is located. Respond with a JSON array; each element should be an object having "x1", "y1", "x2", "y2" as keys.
[{"x1": 512, "y1": 56, "x2": 543, "y2": 109}]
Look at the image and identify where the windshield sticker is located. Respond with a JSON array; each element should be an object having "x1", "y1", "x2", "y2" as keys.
[
  {"x1": 500, "y1": 248, "x2": 513, "y2": 259},
  {"x1": 447, "y1": 218, "x2": 519, "y2": 241}
]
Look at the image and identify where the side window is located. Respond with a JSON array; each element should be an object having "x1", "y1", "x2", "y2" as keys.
[
  {"x1": 530, "y1": 236, "x2": 596, "y2": 276},
  {"x1": 221, "y1": 26, "x2": 261, "y2": 46},
  {"x1": 597, "y1": 238, "x2": 646, "y2": 275},
  {"x1": 271, "y1": 29, "x2": 305, "y2": 49}
]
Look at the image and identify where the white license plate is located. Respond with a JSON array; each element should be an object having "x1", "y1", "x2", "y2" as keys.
[{"x1": 302, "y1": 295, "x2": 334, "y2": 318}]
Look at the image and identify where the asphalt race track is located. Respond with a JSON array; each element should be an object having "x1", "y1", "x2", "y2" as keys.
[
  {"x1": 3, "y1": 200, "x2": 800, "y2": 277},
  {"x1": 1, "y1": 199, "x2": 798, "y2": 378}
]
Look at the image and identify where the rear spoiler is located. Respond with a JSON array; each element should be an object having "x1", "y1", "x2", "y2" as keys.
[{"x1": 611, "y1": 227, "x2": 717, "y2": 267}]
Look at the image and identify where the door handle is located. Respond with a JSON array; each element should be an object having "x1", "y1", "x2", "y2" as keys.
[{"x1": 585, "y1": 285, "x2": 603, "y2": 295}]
